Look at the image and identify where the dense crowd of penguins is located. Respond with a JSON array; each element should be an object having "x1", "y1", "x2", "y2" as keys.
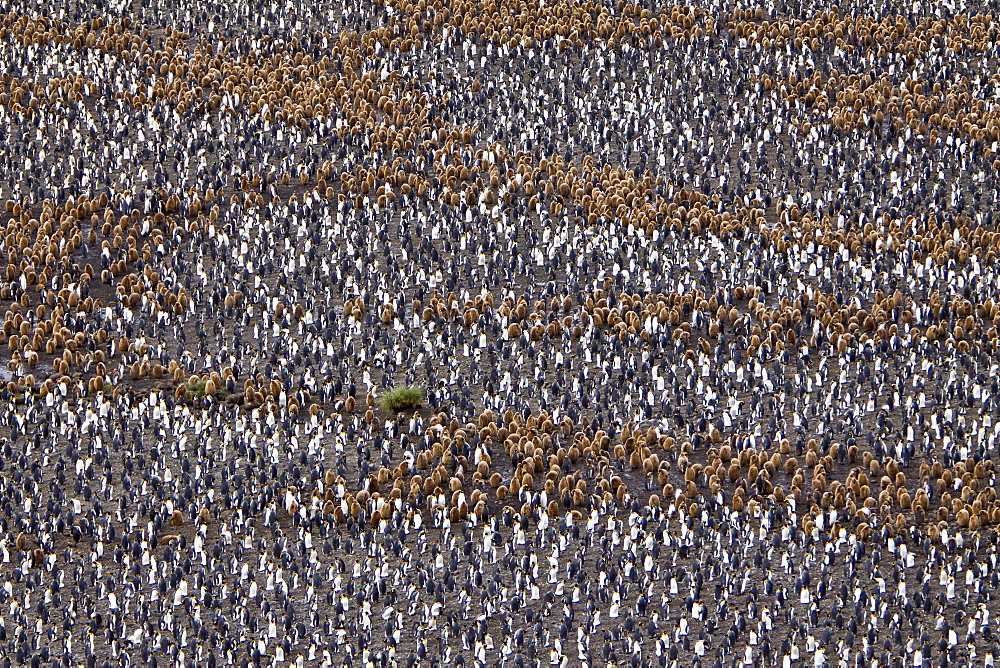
[{"x1": 0, "y1": 0, "x2": 1000, "y2": 665}]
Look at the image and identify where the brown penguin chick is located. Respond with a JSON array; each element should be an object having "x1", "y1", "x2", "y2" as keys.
[
  {"x1": 804, "y1": 450, "x2": 818, "y2": 468},
  {"x1": 170, "y1": 510, "x2": 184, "y2": 526}
]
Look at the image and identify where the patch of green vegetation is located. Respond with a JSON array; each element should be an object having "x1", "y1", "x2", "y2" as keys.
[
  {"x1": 380, "y1": 385, "x2": 425, "y2": 413},
  {"x1": 181, "y1": 378, "x2": 229, "y2": 402},
  {"x1": 102, "y1": 382, "x2": 114, "y2": 394}
]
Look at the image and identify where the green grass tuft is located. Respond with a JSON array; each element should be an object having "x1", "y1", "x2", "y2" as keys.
[
  {"x1": 380, "y1": 385, "x2": 425, "y2": 413},
  {"x1": 181, "y1": 378, "x2": 228, "y2": 402}
]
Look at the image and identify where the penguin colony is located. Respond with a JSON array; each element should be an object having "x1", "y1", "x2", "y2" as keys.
[{"x1": 0, "y1": 0, "x2": 998, "y2": 665}]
